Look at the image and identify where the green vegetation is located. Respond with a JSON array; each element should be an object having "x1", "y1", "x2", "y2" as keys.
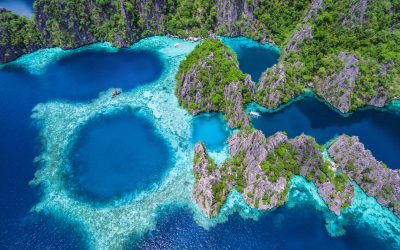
[
  {"x1": 175, "y1": 39, "x2": 251, "y2": 127},
  {"x1": 281, "y1": 0, "x2": 400, "y2": 110},
  {"x1": 260, "y1": 142, "x2": 299, "y2": 183},
  {"x1": 0, "y1": 9, "x2": 42, "y2": 61}
]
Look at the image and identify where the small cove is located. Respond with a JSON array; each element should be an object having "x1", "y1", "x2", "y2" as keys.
[
  {"x1": 191, "y1": 114, "x2": 229, "y2": 151},
  {"x1": 221, "y1": 36, "x2": 280, "y2": 82}
]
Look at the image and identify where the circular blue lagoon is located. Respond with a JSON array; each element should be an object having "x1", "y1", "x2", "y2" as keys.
[
  {"x1": 221, "y1": 37, "x2": 280, "y2": 82},
  {"x1": 68, "y1": 111, "x2": 171, "y2": 202},
  {"x1": 192, "y1": 114, "x2": 229, "y2": 151},
  {"x1": 0, "y1": 46, "x2": 164, "y2": 246},
  {"x1": 252, "y1": 95, "x2": 400, "y2": 169}
]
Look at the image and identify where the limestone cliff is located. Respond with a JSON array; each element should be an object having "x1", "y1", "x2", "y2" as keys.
[
  {"x1": 176, "y1": 39, "x2": 254, "y2": 128},
  {"x1": 328, "y1": 135, "x2": 400, "y2": 217},
  {"x1": 193, "y1": 129, "x2": 355, "y2": 217}
]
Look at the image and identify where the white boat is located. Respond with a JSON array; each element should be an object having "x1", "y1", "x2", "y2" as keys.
[
  {"x1": 249, "y1": 111, "x2": 261, "y2": 118},
  {"x1": 174, "y1": 43, "x2": 181, "y2": 48}
]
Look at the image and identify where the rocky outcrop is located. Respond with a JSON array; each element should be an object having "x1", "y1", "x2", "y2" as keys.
[
  {"x1": 192, "y1": 143, "x2": 229, "y2": 217},
  {"x1": 193, "y1": 130, "x2": 355, "y2": 217},
  {"x1": 304, "y1": 0, "x2": 324, "y2": 21},
  {"x1": 283, "y1": 26, "x2": 313, "y2": 56},
  {"x1": 318, "y1": 52, "x2": 360, "y2": 113},
  {"x1": 341, "y1": 0, "x2": 369, "y2": 29},
  {"x1": 0, "y1": 9, "x2": 42, "y2": 63},
  {"x1": 255, "y1": 63, "x2": 302, "y2": 109},
  {"x1": 215, "y1": 0, "x2": 259, "y2": 37},
  {"x1": 176, "y1": 39, "x2": 254, "y2": 128},
  {"x1": 328, "y1": 135, "x2": 400, "y2": 217},
  {"x1": 291, "y1": 135, "x2": 353, "y2": 214},
  {"x1": 255, "y1": 25, "x2": 312, "y2": 109}
]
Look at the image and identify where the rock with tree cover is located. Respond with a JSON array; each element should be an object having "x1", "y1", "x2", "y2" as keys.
[
  {"x1": 176, "y1": 39, "x2": 254, "y2": 128},
  {"x1": 193, "y1": 129, "x2": 355, "y2": 217},
  {"x1": 328, "y1": 135, "x2": 400, "y2": 217}
]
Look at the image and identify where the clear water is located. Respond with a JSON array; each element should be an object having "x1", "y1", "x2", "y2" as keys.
[
  {"x1": 191, "y1": 114, "x2": 229, "y2": 151},
  {"x1": 132, "y1": 205, "x2": 390, "y2": 250},
  {"x1": 251, "y1": 95, "x2": 400, "y2": 169},
  {"x1": 221, "y1": 37, "x2": 280, "y2": 82},
  {"x1": 0, "y1": 49, "x2": 163, "y2": 247},
  {"x1": 0, "y1": 0, "x2": 34, "y2": 17},
  {"x1": 0, "y1": 36, "x2": 399, "y2": 249},
  {"x1": 69, "y1": 111, "x2": 171, "y2": 202}
]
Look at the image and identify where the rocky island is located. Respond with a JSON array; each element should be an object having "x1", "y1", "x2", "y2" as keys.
[
  {"x1": 193, "y1": 129, "x2": 354, "y2": 217},
  {"x1": 176, "y1": 39, "x2": 253, "y2": 128}
]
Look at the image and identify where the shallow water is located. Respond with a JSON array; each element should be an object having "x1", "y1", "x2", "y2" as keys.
[
  {"x1": 0, "y1": 0, "x2": 34, "y2": 17},
  {"x1": 68, "y1": 111, "x2": 171, "y2": 202},
  {"x1": 221, "y1": 37, "x2": 280, "y2": 82},
  {"x1": 251, "y1": 94, "x2": 400, "y2": 168},
  {"x1": 0, "y1": 48, "x2": 163, "y2": 247},
  {"x1": 191, "y1": 114, "x2": 229, "y2": 151},
  {"x1": 0, "y1": 36, "x2": 399, "y2": 249}
]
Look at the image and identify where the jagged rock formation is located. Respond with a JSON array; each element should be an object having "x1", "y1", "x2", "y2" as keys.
[
  {"x1": 215, "y1": 0, "x2": 259, "y2": 37},
  {"x1": 0, "y1": 0, "x2": 312, "y2": 63},
  {"x1": 176, "y1": 39, "x2": 254, "y2": 128},
  {"x1": 0, "y1": 8, "x2": 42, "y2": 63},
  {"x1": 317, "y1": 52, "x2": 360, "y2": 113},
  {"x1": 192, "y1": 143, "x2": 228, "y2": 217},
  {"x1": 328, "y1": 135, "x2": 400, "y2": 217},
  {"x1": 1, "y1": 0, "x2": 399, "y2": 112},
  {"x1": 255, "y1": 0, "x2": 399, "y2": 112},
  {"x1": 193, "y1": 129, "x2": 355, "y2": 217}
]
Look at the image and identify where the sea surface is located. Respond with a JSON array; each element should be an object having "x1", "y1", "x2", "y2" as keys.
[
  {"x1": 0, "y1": 0, "x2": 34, "y2": 17},
  {"x1": 0, "y1": 48, "x2": 163, "y2": 248},
  {"x1": 251, "y1": 94, "x2": 400, "y2": 169},
  {"x1": 0, "y1": 36, "x2": 399, "y2": 249}
]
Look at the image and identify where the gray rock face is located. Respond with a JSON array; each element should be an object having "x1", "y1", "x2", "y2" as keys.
[
  {"x1": 224, "y1": 76, "x2": 254, "y2": 128},
  {"x1": 256, "y1": 63, "x2": 299, "y2": 109},
  {"x1": 193, "y1": 130, "x2": 355, "y2": 217},
  {"x1": 291, "y1": 135, "x2": 354, "y2": 214},
  {"x1": 192, "y1": 143, "x2": 228, "y2": 218},
  {"x1": 341, "y1": 0, "x2": 369, "y2": 28},
  {"x1": 304, "y1": 0, "x2": 324, "y2": 21},
  {"x1": 283, "y1": 26, "x2": 313, "y2": 56},
  {"x1": 215, "y1": 0, "x2": 259, "y2": 36},
  {"x1": 319, "y1": 52, "x2": 360, "y2": 113},
  {"x1": 229, "y1": 131, "x2": 289, "y2": 209},
  {"x1": 328, "y1": 135, "x2": 400, "y2": 217},
  {"x1": 176, "y1": 48, "x2": 254, "y2": 129},
  {"x1": 255, "y1": 25, "x2": 313, "y2": 109}
]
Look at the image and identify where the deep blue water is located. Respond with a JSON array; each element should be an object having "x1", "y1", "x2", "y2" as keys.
[
  {"x1": 0, "y1": 39, "x2": 399, "y2": 249},
  {"x1": 0, "y1": 49, "x2": 163, "y2": 248},
  {"x1": 222, "y1": 37, "x2": 280, "y2": 82},
  {"x1": 251, "y1": 95, "x2": 400, "y2": 169},
  {"x1": 0, "y1": 0, "x2": 34, "y2": 17},
  {"x1": 69, "y1": 111, "x2": 170, "y2": 202},
  {"x1": 192, "y1": 114, "x2": 229, "y2": 151},
  {"x1": 132, "y1": 205, "x2": 389, "y2": 250}
]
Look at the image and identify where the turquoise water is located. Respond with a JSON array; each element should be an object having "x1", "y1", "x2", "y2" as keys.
[
  {"x1": 0, "y1": 43, "x2": 164, "y2": 247},
  {"x1": 68, "y1": 110, "x2": 171, "y2": 203},
  {"x1": 0, "y1": 36, "x2": 399, "y2": 249},
  {"x1": 221, "y1": 36, "x2": 280, "y2": 82},
  {"x1": 0, "y1": 0, "x2": 34, "y2": 17},
  {"x1": 191, "y1": 114, "x2": 229, "y2": 151}
]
